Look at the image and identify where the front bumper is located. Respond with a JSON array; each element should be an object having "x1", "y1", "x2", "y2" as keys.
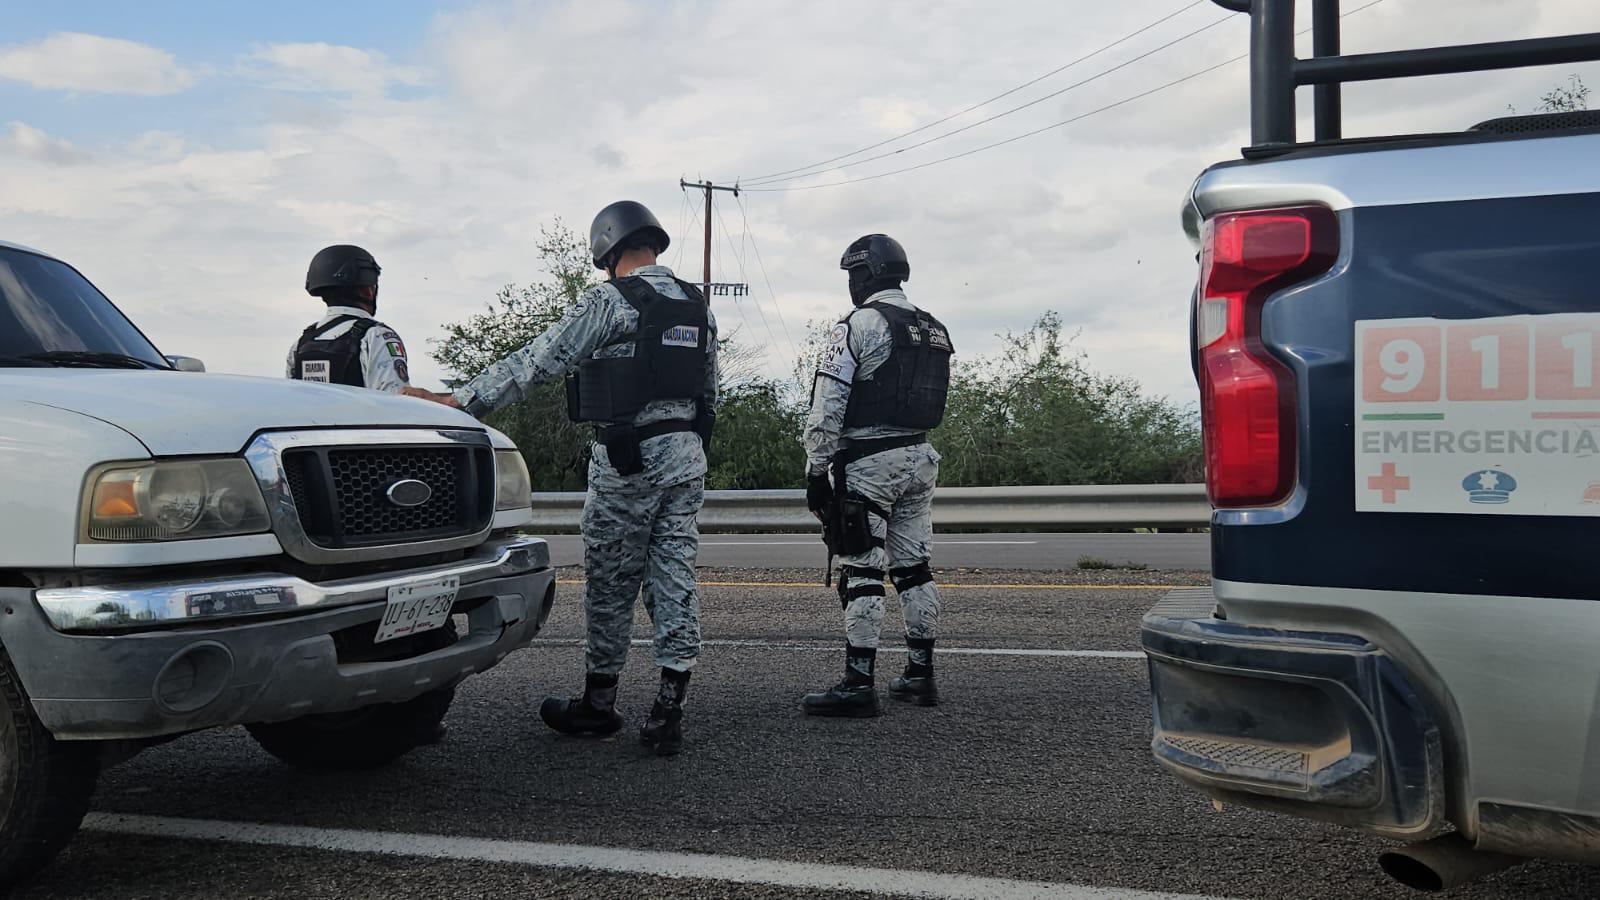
[
  {"x1": 4, "y1": 535, "x2": 557, "y2": 741},
  {"x1": 38, "y1": 536, "x2": 549, "y2": 631},
  {"x1": 1141, "y1": 588, "x2": 1445, "y2": 838}
]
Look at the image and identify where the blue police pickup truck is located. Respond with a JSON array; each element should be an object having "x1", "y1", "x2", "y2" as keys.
[{"x1": 1141, "y1": 1, "x2": 1600, "y2": 891}]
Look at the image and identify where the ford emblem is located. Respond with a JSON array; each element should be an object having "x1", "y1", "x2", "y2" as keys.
[{"x1": 385, "y1": 479, "x2": 433, "y2": 508}]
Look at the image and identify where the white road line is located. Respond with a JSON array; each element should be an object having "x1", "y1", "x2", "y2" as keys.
[
  {"x1": 81, "y1": 813, "x2": 1231, "y2": 900},
  {"x1": 934, "y1": 534, "x2": 1043, "y2": 544},
  {"x1": 697, "y1": 540, "x2": 1040, "y2": 546},
  {"x1": 700, "y1": 541, "x2": 825, "y2": 546},
  {"x1": 526, "y1": 638, "x2": 1143, "y2": 659}
]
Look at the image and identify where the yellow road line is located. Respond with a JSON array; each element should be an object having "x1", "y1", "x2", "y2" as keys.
[{"x1": 554, "y1": 579, "x2": 1187, "y2": 591}]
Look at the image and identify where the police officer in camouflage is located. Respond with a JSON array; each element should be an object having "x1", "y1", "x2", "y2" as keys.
[
  {"x1": 802, "y1": 234, "x2": 953, "y2": 718},
  {"x1": 288, "y1": 245, "x2": 414, "y2": 393},
  {"x1": 405, "y1": 201, "x2": 715, "y2": 755}
]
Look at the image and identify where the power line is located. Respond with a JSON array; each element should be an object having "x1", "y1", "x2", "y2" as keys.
[
  {"x1": 743, "y1": 0, "x2": 1387, "y2": 194},
  {"x1": 734, "y1": 192, "x2": 798, "y2": 361},
  {"x1": 714, "y1": 196, "x2": 784, "y2": 357},
  {"x1": 724, "y1": 291, "x2": 760, "y2": 354},
  {"x1": 737, "y1": 208, "x2": 753, "y2": 290},
  {"x1": 680, "y1": 200, "x2": 703, "y2": 269},
  {"x1": 712, "y1": 218, "x2": 760, "y2": 352},
  {"x1": 742, "y1": 10, "x2": 1233, "y2": 187},
  {"x1": 670, "y1": 189, "x2": 691, "y2": 269},
  {"x1": 735, "y1": 0, "x2": 1206, "y2": 185}
]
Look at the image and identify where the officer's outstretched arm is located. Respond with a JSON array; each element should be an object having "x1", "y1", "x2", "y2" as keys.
[{"x1": 451, "y1": 285, "x2": 623, "y2": 418}]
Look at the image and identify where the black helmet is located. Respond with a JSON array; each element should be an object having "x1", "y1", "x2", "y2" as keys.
[
  {"x1": 306, "y1": 245, "x2": 381, "y2": 296},
  {"x1": 840, "y1": 234, "x2": 910, "y2": 282},
  {"x1": 590, "y1": 201, "x2": 670, "y2": 270}
]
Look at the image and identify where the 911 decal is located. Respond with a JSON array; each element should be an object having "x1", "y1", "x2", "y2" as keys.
[{"x1": 1356, "y1": 312, "x2": 1600, "y2": 515}]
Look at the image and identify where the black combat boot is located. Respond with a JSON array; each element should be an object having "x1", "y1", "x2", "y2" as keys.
[
  {"x1": 638, "y1": 668, "x2": 690, "y2": 757},
  {"x1": 540, "y1": 672, "x2": 625, "y2": 736},
  {"x1": 802, "y1": 646, "x2": 881, "y2": 718},
  {"x1": 888, "y1": 637, "x2": 939, "y2": 706}
]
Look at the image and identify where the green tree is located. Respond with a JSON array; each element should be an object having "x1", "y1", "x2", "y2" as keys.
[
  {"x1": 1509, "y1": 74, "x2": 1590, "y2": 115},
  {"x1": 1539, "y1": 74, "x2": 1590, "y2": 113},
  {"x1": 706, "y1": 381, "x2": 806, "y2": 489},
  {"x1": 930, "y1": 313, "x2": 1200, "y2": 486}
]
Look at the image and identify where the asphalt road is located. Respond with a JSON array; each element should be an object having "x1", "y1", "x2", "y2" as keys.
[
  {"x1": 543, "y1": 533, "x2": 1211, "y2": 571},
  {"x1": 19, "y1": 565, "x2": 1600, "y2": 899}
]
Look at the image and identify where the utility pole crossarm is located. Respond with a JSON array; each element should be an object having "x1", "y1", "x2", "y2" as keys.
[{"x1": 679, "y1": 179, "x2": 747, "y2": 303}]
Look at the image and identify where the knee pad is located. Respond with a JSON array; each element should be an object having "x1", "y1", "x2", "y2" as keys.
[
  {"x1": 890, "y1": 562, "x2": 933, "y2": 593},
  {"x1": 837, "y1": 566, "x2": 886, "y2": 609}
]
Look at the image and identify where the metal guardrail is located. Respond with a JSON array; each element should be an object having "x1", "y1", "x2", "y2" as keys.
[{"x1": 526, "y1": 484, "x2": 1210, "y2": 534}]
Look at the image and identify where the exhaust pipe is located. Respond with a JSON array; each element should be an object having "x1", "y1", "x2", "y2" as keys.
[{"x1": 1379, "y1": 834, "x2": 1524, "y2": 892}]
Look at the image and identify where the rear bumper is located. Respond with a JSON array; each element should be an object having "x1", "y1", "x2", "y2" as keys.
[
  {"x1": 2, "y1": 535, "x2": 557, "y2": 741},
  {"x1": 1141, "y1": 588, "x2": 1445, "y2": 838}
]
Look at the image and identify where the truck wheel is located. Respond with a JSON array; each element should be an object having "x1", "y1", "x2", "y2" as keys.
[
  {"x1": 0, "y1": 645, "x2": 98, "y2": 887},
  {"x1": 246, "y1": 623, "x2": 458, "y2": 771}
]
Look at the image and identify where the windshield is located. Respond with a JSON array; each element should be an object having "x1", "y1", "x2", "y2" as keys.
[{"x1": 0, "y1": 246, "x2": 168, "y2": 368}]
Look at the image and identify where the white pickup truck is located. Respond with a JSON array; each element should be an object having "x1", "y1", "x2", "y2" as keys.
[{"x1": 0, "y1": 239, "x2": 556, "y2": 885}]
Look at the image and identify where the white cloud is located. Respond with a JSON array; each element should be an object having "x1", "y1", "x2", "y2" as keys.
[
  {"x1": 0, "y1": 122, "x2": 86, "y2": 165},
  {"x1": 128, "y1": 131, "x2": 187, "y2": 162},
  {"x1": 0, "y1": 32, "x2": 194, "y2": 96},
  {"x1": 242, "y1": 43, "x2": 428, "y2": 95},
  {"x1": 590, "y1": 144, "x2": 625, "y2": 169},
  {"x1": 1, "y1": 0, "x2": 1597, "y2": 407}
]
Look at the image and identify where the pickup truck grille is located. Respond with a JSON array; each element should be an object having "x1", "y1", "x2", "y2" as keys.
[
  {"x1": 282, "y1": 444, "x2": 493, "y2": 549},
  {"x1": 330, "y1": 448, "x2": 462, "y2": 537}
]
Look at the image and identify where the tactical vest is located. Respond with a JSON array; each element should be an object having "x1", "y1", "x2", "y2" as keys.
[
  {"x1": 843, "y1": 301, "x2": 954, "y2": 430},
  {"x1": 292, "y1": 315, "x2": 379, "y2": 387},
  {"x1": 566, "y1": 276, "x2": 713, "y2": 423}
]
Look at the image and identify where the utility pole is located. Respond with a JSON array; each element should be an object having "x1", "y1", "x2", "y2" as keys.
[{"x1": 679, "y1": 179, "x2": 748, "y2": 301}]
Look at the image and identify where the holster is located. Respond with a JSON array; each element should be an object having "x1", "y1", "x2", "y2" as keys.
[
  {"x1": 597, "y1": 424, "x2": 644, "y2": 476},
  {"x1": 824, "y1": 495, "x2": 878, "y2": 556}
]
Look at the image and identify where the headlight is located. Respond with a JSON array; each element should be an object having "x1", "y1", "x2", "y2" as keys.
[
  {"x1": 495, "y1": 449, "x2": 532, "y2": 511},
  {"x1": 87, "y1": 459, "x2": 271, "y2": 542}
]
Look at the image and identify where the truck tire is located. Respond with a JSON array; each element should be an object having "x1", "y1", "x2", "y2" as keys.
[
  {"x1": 0, "y1": 645, "x2": 98, "y2": 888},
  {"x1": 245, "y1": 623, "x2": 458, "y2": 771}
]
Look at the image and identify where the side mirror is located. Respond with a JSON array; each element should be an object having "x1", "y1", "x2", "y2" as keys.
[{"x1": 165, "y1": 355, "x2": 206, "y2": 373}]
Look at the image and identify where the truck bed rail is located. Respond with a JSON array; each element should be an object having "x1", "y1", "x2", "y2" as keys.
[{"x1": 1219, "y1": 0, "x2": 1600, "y2": 148}]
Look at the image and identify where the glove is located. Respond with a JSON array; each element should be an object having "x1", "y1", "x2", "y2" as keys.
[{"x1": 806, "y1": 473, "x2": 834, "y2": 515}]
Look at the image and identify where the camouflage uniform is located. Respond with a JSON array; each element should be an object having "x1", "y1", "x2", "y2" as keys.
[
  {"x1": 804, "y1": 288, "x2": 942, "y2": 672},
  {"x1": 454, "y1": 264, "x2": 714, "y2": 676}
]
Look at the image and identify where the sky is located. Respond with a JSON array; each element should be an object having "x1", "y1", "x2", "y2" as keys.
[{"x1": 1, "y1": 0, "x2": 1597, "y2": 406}]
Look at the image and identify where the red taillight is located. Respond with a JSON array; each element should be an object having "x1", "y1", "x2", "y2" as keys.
[{"x1": 1197, "y1": 206, "x2": 1337, "y2": 508}]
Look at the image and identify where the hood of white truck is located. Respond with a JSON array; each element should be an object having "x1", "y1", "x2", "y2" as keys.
[{"x1": 3, "y1": 370, "x2": 485, "y2": 456}]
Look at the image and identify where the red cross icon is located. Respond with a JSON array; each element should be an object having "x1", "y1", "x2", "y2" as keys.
[{"x1": 1367, "y1": 463, "x2": 1410, "y2": 504}]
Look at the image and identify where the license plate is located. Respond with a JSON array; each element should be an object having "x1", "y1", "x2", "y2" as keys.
[{"x1": 375, "y1": 576, "x2": 460, "y2": 644}]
